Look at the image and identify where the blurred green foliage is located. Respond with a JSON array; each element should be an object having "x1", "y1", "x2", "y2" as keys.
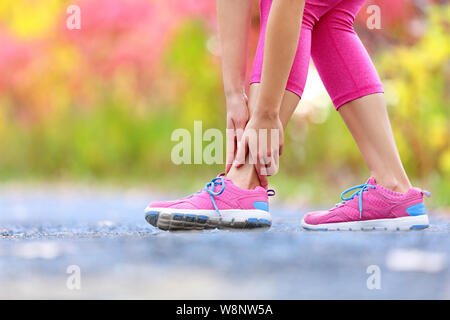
[
  {"x1": 0, "y1": 1, "x2": 448, "y2": 208},
  {"x1": 378, "y1": 6, "x2": 450, "y2": 206}
]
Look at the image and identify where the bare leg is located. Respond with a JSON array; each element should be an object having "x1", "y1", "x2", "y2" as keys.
[
  {"x1": 339, "y1": 93, "x2": 412, "y2": 193},
  {"x1": 228, "y1": 83, "x2": 300, "y2": 189}
]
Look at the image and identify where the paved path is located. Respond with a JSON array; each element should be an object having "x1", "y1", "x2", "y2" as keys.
[{"x1": 0, "y1": 186, "x2": 448, "y2": 299}]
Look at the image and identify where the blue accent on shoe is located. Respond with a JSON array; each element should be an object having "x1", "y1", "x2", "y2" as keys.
[
  {"x1": 145, "y1": 211, "x2": 160, "y2": 226},
  {"x1": 253, "y1": 201, "x2": 269, "y2": 212},
  {"x1": 259, "y1": 219, "x2": 271, "y2": 224},
  {"x1": 246, "y1": 218, "x2": 261, "y2": 228},
  {"x1": 303, "y1": 226, "x2": 328, "y2": 231},
  {"x1": 185, "y1": 214, "x2": 196, "y2": 222},
  {"x1": 338, "y1": 183, "x2": 376, "y2": 219},
  {"x1": 410, "y1": 224, "x2": 429, "y2": 230},
  {"x1": 406, "y1": 202, "x2": 426, "y2": 216},
  {"x1": 173, "y1": 213, "x2": 184, "y2": 221},
  {"x1": 196, "y1": 215, "x2": 208, "y2": 224}
]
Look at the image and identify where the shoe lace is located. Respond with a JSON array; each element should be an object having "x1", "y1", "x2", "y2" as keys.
[
  {"x1": 204, "y1": 176, "x2": 276, "y2": 213},
  {"x1": 336, "y1": 183, "x2": 376, "y2": 219},
  {"x1": 205, "y1": 176, "x2": 226, "y2": 213}
]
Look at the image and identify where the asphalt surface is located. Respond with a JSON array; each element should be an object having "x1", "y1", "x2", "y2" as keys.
[{"x1": 0, "y1": 185, "x2": 449, "y2": 299}]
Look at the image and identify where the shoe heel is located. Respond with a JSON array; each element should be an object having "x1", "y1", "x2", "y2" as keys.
[{"x1": 406, "y1": 202, "x2": 426, "y2": 216}]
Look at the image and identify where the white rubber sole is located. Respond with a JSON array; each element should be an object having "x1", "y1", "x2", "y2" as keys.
[
  {"x1": 301, "y1": 215, "x2": 429, "y2": 231},
  {"x1": 145, "y1": 207, "x2": 272, "y2": 231}
]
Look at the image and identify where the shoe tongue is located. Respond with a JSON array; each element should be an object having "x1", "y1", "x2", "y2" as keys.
[{"x1": 366, "y1": 177, "x2": 377, "y2": 186}]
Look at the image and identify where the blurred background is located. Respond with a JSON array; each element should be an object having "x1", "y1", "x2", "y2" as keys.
[
  {"x1": 0, "y1": 0, "x2": 449, "y2": 301},
  {"x1": 0, "y1": 0, "x2": 448, "y2": 209}
]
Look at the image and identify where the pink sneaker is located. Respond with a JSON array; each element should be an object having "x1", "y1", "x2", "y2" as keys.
[
  {"x1": 144, "y1": 175, "x2": 273, "y2": 230},
  {"x1": 302, "y1": 178, "x2": 431, "y2": 231}
]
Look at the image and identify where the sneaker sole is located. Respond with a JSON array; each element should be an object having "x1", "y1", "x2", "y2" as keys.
[
  {"x1": 301, "y1": 215, "x2": 429, "y2": 231},
  {"x1": 144, "y1": 207, "x2": 272, "y2": 231}
]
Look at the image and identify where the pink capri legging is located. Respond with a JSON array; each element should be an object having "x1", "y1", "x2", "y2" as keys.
[{"x1": 250, "y1": 0, "x2": 384, "y2": 109}]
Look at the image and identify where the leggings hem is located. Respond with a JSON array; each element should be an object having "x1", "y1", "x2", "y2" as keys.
[
  {"x1": 250, "y1": 79, "x2": 383, "y2": 111},
  {"x1": 249, "y1": 79, "x2": 304, "y2": 98},
  {"x1": 333, "y1": 85, "x2": 384, "y2": 110}
]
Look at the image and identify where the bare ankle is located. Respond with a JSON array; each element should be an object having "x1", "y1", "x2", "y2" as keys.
[
  {"x1": 230, "y1": 179, "x2": 259, "y2": 190},
  {"x1": 227, "y1": 165, "x2": 261, "y2": 190},
  {"x1": 371, "y1": 173, "x2": 411, "y2": 193}
]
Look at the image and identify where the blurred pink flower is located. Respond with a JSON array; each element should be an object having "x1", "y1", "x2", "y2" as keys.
[
  {"x1": 0, "y1": 0, "x2": 219, "y2": 120},
  {"x1": 62, "y1": 0, "x2": 217, "y2": 79},
  {"x1": 62, "y1": 0, "x2": 170, "y2": 78},
  {"x1": 0, "y1": 28, "x2": 36, "y2": 92}
]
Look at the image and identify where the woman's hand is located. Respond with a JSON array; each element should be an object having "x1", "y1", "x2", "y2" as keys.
[
  {"x1": 225, "y1": 93, "x2": 249, "y2": 173},
  {"x1": 234, "y1": 112, "x2": 284, "y2": 188}
]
